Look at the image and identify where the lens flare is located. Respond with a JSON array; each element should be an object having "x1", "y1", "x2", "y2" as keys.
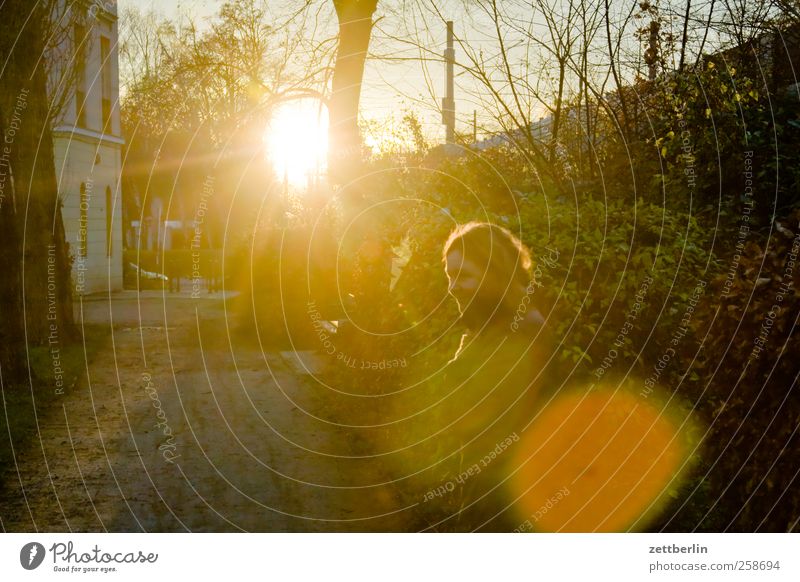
[
  {"x1": 264, "y1": 99, "x2": 328, "y2": 189},
  {"x1": 509, "y1": 384, "x2": 703, "y2": 532}
]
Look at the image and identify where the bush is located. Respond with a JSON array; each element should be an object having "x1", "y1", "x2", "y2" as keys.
[
  {"x1": 313, "y1": 149, "x2": 723, "y2": 530},
  {"x1": 657, "y1": 209, "x2": 800, "y2": 531}
]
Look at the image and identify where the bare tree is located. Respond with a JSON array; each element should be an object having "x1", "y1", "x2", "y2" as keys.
[
  {"x1": 770, "y1": 0, "x2": 800, "y2": 25},
  {"x1": 328, "y1": 0, "x2": 380, "y2": 189},
  {"x1": 719, "y1": 0, "x2": 774, "y2": 46}
]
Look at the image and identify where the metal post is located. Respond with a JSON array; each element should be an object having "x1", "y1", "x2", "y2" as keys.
[{"x1": 442, "y1": 21, "x2": 456, "y2": 144}]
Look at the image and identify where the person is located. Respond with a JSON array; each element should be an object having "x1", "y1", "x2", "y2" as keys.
[
  {"x1": 438, "y1": 224, "x2": 695, "y2": 533},
  {"x1": 402, "y1": 222, "x2": 554, "y2": 531},
  {"x1": 442, "y1": 221, "x2": 547, "y2": 343}
]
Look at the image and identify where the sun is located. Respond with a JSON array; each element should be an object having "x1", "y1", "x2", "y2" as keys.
[{"x1": 264, "y1": 99, "x2": 328, "y2": 189}]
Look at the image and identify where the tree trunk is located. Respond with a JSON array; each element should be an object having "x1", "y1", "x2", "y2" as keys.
[
  {"x1": 678, "y1": 0, "x2": 692, "y2": 72},
  {"x1": 328, "y1": 0, "x2": 378, "y2": 192},
  {"x1": 1, "y1": 0, "x2": 74, "y2": 354},
  {"x1": 549, "y1": 59, "x2": 566, "y2": 166},
  {"x1": 0, "y1": 112, "x2": 25, "y2": 382},
  {"x1": 0, "y1": 3, "x2": 28, "y2": 382}
]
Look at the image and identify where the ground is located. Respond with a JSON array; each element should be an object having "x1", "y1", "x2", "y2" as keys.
[{"x1": 0, "y1": 291, "x2": 408, "y2": 532}]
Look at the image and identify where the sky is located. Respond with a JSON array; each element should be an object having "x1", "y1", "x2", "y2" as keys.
[
  {"x1": 117, "y1": 0, "x2": 457, "y2": 145},
  {"x1": 119, "y1": 0, "x2": 219, "y2": 21},
  {"x1": 115, "y1": 0, "x2": 732, "y2": 148}
]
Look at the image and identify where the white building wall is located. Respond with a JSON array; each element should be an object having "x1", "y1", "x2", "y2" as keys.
[
  {"x1": 53, "y1": 134, "x2": 123, "y2": 294},
  {"x1": 50, "y1": 0, "x2": 123, "y2": 295}
]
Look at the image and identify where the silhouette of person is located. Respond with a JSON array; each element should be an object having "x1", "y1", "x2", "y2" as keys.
[
  {"x1": 443, "y1": 221, "x2": 547, "y2": 345},
  {"x1": 402, "y1": 222, "x2": 554, "y2": 531},
  {"x1": 402, "y1": 222, "x2": 697, "y2": 532}
]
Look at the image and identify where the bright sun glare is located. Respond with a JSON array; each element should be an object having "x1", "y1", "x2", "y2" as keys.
[{"x1": 265, "y1": 99, "x2": 328, "y2": 189}]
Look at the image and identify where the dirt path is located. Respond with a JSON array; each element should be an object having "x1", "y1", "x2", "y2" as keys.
[{"x1": 0, "y1": 292, "x2": 409, "y2": 532}]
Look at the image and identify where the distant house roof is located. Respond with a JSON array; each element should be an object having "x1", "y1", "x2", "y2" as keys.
[{"x1": 709, "y1": 22, "x2": 800, "y2": 93}]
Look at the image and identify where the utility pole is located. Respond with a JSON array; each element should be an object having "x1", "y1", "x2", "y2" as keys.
[{"x1": 442, "y1": 21, "x2": 456, "y2": 144}]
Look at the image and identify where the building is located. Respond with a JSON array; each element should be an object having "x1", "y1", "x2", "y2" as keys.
[
  {"x1": 49, "y1": 0, "x2": 123, "y2": 295},
  {"x1": 710, "y1": 22, "x2": 800, "y2": 96},
  {"x1": 473, "y1": 115, "x2": 555, "y2": 152}
]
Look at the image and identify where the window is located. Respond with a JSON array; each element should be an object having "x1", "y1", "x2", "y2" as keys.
[
  {"x1": 74, "y1": 24, "x2": 87, "y2": 128},
  {"x1": 100, "y1": 36, "x2": 112, "y2": 131},
  {"x1": 105, "y1": 186, "x2": 113, "y2": 257}
]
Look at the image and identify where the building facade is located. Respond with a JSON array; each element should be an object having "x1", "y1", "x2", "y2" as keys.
[{"x1": 50, "y1": 0, "x2": 123, "y2": 295}]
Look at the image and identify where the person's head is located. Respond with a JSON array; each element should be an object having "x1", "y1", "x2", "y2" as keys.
[{"x1": 442, "y1": 222, "x2": 532, "y2": 328}]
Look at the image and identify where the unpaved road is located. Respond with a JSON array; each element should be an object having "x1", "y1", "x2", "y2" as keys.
[{"x1": 0, "y1": 291, "x2": 409, "y2": 532}]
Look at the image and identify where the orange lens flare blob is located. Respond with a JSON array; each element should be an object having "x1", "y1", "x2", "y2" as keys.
[{"x1": 509, "y1": 386, "x2": 702, "y2": 532}]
